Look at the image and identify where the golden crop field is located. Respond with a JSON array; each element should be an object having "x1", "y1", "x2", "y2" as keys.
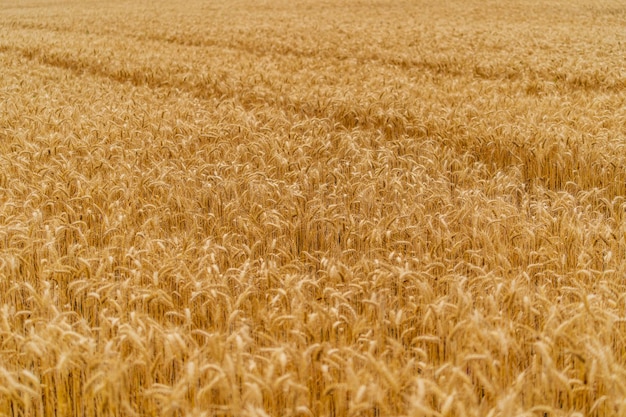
[{"x1": 1, "y1": 0, "x2": 626, "y2": 415}]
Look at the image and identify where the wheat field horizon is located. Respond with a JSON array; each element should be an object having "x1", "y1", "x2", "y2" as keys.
[{"x1": 1, "y1": 0, "x2": 626, "y2": 416}]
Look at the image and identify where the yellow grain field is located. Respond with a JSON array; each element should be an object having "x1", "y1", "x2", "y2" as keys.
[{"x1": 1, "y1": 0, "x2": 626, "y2": 415}]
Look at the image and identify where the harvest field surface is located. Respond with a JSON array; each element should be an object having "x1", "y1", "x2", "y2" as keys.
[{"x1": 1, "y1": 0, "x2": 626, "y2": 416}]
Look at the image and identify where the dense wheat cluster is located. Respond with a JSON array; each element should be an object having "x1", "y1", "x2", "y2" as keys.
[{"x1": 1, "y1": 0, "x2": 626, "y2": 415}]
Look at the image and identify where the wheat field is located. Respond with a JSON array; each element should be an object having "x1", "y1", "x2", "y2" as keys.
[{"x1": 1, "y1": 0, "x2": 626, "y2": 415}]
